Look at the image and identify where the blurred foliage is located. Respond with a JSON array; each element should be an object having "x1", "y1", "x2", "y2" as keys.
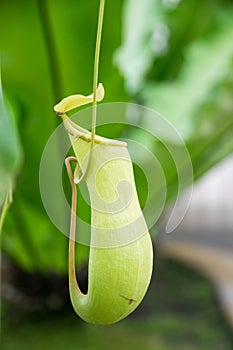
[
  {"x1": 116, "y1": 0, "x2": 233, "y2": 208},
  {"x1": 2, "y1": 259, "x2": 233, "y2": 349},
  {"x1": 0, "y1": 0, "x2": 233, "y2": 275},
  {"x1": 0, "y1": 77, "x2": 22, "y2": 210}
]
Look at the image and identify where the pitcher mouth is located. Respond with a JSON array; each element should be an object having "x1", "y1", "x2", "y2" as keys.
[
  {"x1": 61, "y1": 114, "x2": 127, "y2": 147},
  {"x1": 54, "y1": 83, "x2": 127, "y2": 147}
]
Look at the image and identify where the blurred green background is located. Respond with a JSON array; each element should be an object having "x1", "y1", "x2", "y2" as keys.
[{"x1": 1, "y1": 0, "x2": 233, "y2": 348}]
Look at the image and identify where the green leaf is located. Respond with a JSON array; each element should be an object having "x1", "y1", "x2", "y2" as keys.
[
  {"x1": 115, "y1": 0, "x2": 166, "y2": 94},
  {"x1": 0, "y1": 77, "x2": 22, "y2": 207},
  {"x1": 117, "y1": 3, "x2": 233, "y2": 209},
  {"x1": 141, "y1": 13, "x2": 233, "y2": 138}
]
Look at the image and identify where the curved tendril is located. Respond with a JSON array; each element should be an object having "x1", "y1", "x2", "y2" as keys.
[{"x1": 65, "y1": 156, "x2": 82, "y2": 295}]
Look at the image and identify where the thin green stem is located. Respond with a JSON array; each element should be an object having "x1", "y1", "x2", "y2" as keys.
[
  {"x1": 37, "y1": 0, "x2": 68, "y2": 267},
  {"x1": 91, "y1": 0, "x2": 105, "y2": 147},
  {"x1": 37, "y1": 0, "x2": 63, "y2": 103},
  {"x1": 75, "y1": 0, "x2": 105, "y2": 184}
]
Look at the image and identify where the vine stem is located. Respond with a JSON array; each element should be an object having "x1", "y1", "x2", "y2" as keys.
[
  {"x1": 37, "y1": 0, "x2": 63, "y2": 103},
  {"x1": 91, "y1": 0, "x2": 105, "y2": 150},
  {"x1": 73, "y1": 0, "x2": 105, "y2": 184}
]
